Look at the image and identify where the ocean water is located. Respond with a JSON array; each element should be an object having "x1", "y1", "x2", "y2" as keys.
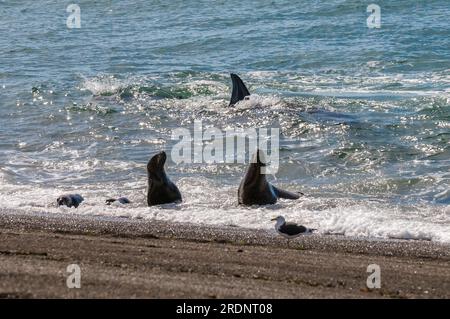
[{"x1": 0, "y1": 0, "x2": 449, "y2": 242}]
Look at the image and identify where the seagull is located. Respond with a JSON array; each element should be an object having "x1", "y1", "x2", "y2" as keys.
[{"x1": 271, "y1": 215, "x2": 316, "y2": 246}]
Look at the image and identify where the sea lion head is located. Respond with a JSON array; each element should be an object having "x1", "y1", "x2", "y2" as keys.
[
  {"x1": 255, "y1": 149, "x2": 267, "y2": 167},
  {"x1": 147, "y1": 151, "x2": 167, "y2": 178},
  {"x1": 249, "y1": 149, "x2": 267, "y2": 169},
  {"x1": 57, "y1": 195, "x2": 72, "y2": 207}
]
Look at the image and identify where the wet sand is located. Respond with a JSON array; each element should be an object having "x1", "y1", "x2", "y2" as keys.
[{"x1": 0, "y1": 209, "x2": 449, "y2": 298}]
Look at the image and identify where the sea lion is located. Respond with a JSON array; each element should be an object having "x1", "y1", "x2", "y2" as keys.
[
  {"x1": 238, "y1": 150, "x2": 302, "y2": 205},
  {"x1": 57, "y1": 194, "x2": 84, "y2": 208},
  {"x1": 106, "y1": 197, "x2": 131, "y2": 205},
  {"x1": 229, "y1": 73, "x2": 251, "y2": 106},
  {"x1": 147, "y1": 151, "x2": 182, "y2": 206}
]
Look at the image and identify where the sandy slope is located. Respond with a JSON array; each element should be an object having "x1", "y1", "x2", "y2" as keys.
[{"x1": 0, "y1": 210, "x2": 449, "y2": 298}]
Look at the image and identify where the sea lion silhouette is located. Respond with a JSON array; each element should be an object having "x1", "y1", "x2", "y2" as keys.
[
  {"x1": 147, "y1": 151, "x2": 182, "y2": 206},
  {"x1": 57, "y1": 194, "x2": 84, "y2": 208},
  {"x1": 238, "y1": 150, "x2": 301, "y2": 205}
]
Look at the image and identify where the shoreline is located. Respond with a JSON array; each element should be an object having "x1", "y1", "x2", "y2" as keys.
[{"x1": 0, "y1": 209, "x2": 449, "y2": 298}]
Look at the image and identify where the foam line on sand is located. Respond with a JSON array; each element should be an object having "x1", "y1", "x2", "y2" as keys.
[{"x1": 0, "y1": 209, "x2": 449, "y2": 298}]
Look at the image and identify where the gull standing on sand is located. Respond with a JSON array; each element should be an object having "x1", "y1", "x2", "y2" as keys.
[{"x1": 271, "y1": 216, "x2": 316, "y2": 246}]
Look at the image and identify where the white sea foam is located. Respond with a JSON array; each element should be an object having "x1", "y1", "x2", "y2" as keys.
[
  {"x1": 242, "y1": 71, "x2": 450, "y2": 98},
  {"x1": 0, "y1": 175, "x2": 448, "y2": 244},
  {"x1": 233, "y1": 94, "x2": 284, "y2": 109},
  {"x1": 81, "y1": 75, "x2": 130, "y2": 95},
  {"x1": 2, "y1": 71, "x2": 450, "y2": 244}
]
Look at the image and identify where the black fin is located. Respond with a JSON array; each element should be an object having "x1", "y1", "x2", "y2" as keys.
[{"x1": 229, "y1": 73, "x2": 250, "y2": 106}]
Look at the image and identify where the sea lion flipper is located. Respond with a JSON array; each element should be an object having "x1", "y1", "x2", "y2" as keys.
[
  {"x1": 272, "y1": 186, "x2": 302, "y2": 200},
  {"x1": 229, "y1": 73, "x2": 250, "y2": 106}
]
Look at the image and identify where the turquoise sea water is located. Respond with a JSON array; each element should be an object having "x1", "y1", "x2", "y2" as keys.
[{"x1": 0, "y1": 1, "x2": 449, "y2": 242}]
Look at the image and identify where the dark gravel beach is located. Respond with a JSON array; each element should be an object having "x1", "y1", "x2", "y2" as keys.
[{"x1": 0, "y1": 210, "x2": 449, "y2": 298}]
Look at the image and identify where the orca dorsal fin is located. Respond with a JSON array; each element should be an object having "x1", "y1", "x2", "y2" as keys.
[{"x1": 229, "y1": 73, "x2": 250, "y2": 106}]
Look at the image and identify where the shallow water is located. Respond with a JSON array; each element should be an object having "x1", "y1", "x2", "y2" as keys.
[{"x1": 0, "y1": 0, "x2": 449, "y2": 242}]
